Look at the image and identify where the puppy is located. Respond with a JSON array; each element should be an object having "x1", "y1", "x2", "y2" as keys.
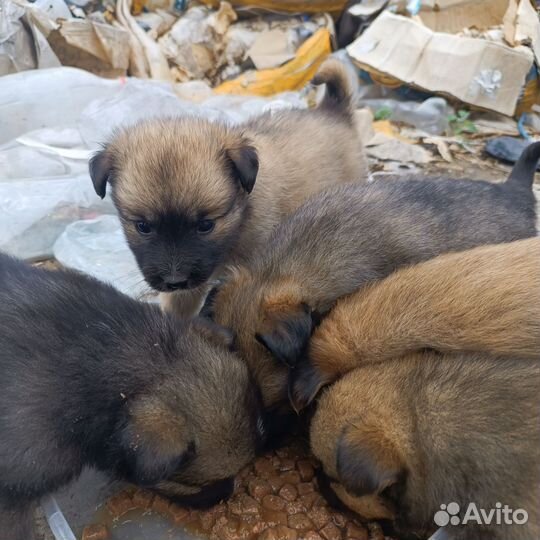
[
  {"x1": 291, "y1": 236, "x2": 540, "y2": 408},
  {"x1": 0, "y1": 254, "x2": 264, "y2": 540},
  {"x1": 310, "y1": 353, "x2": 540, "y2": 540},
  {"x1": 89, "y1": 59, "x2": 368, "y2": 318},
  {"x1": 212, "y1": 142, "x2": 540, "y2": 414}
]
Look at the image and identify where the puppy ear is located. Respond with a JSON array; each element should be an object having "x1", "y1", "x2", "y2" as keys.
[
  {"x1": 337, "y1": 424, "x2": 406, "y2": 502},
  {"x1": 190, "y1": 317, "x2": 235, "y2": 351},
  {"x1": 288, "y1": 360, "x2": 328, "y2": 413},
  {"x1": 255, "y1": 303, "x2": 316, "y2": 369},
  {"x1": 122, "y1": 395, "x2": 193, "y2": 485},
  {"x1": 225, "y1": 141, "x2": 259, "y2": 194},
  {"x1": 89, "y1": 147, "x2": 114, "y2": 198}
]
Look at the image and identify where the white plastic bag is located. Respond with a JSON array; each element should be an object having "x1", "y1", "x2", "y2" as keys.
[{"x1": 53, "y1": 215, "x2": 153, "y2": 299}]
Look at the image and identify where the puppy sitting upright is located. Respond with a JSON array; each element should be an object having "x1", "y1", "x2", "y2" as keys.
[
  {"x1": 89, "y1": 59, "x2": 368, "y2": 317},
  {"x1": 0, "y1": 254, "x2": 264, "y2": 540},
  {"x1": 291, "y1": 236, "x2": 540, "y2": 408},
  {"x1": 311, "y1": 353, "x2": 540, "y2": 540},
  {"x1": 212, "y1": 142, "x2": 540, "y2": 415}
]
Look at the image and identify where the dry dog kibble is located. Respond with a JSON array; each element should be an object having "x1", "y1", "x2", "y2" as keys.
[
  {"x1": 320, "y1": 522, "x2": 342, "y2": 540},
  {"x1": 262, "y1": 495, "x2": 286, "y2": 512},
  {"x1": 96, "y1": 444, "x2": 394, "y2": 540},
  {"x1": 345, "y1": 522, "x2": 369, "y2": 540},
  {"x1": 249, "y1": 479, "x2": 273, "y2": 500},
  {"x1": 81, "y1": 524, "x2": 109, "y2": 540},
  {"x1": 105, "y1": 492, "x2": 135, "y2": 517},
  {"x1": 279, "y1": 484, "x2": 298, "y2": 502},
  {"x1": 132, "y1": 489, "x2": 154, "y2": 509},
  {"x1": 287, "y1": 513, "x2": 313, "y2": 530}
]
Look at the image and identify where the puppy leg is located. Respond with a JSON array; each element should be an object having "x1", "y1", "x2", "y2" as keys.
[
  {"x1": 160, "y1": 283, "x2": 211, "y2": 319},
  {"x1": 0, "y1": 501, "x2": 35, "y2": 540}
]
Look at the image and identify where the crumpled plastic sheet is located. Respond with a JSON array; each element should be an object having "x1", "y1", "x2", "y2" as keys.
[{"x1": 1, "y1": 66, "x2": 306, "y2": 294}]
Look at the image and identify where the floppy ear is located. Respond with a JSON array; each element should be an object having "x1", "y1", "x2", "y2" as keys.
[
  {"x1": 89, "y1": 147, "x2": 114, "y2": 198},
  {"x1": 122, "y1": 396, "x2": 193, "y2": 486},
  {"x1": 336, "y1": 424, "x2": 406, "y2": 502},
  {"x1": 225, "y1": 141, "x2": 259, "y2": 194},
  {"x1": 255, "y1": 303, "x2": 317, "y2": 369},
  {"x1": 288, "y1": 360, "x2": 329, "y2": 413},
  {"x1": 190, "y1": 317, "x2": 235, "y2": 351}
]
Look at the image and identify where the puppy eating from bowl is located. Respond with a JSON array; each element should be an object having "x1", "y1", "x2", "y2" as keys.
[
  {"x1": 89, "y1": 59, "x2": 368, "y2": 318},
  {"x1": 0, "y1": 254, "x2": 265, "y2": 540}
]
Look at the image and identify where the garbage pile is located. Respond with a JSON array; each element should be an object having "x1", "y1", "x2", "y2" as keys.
[{"x1": 0, "y1": 0, "x2": 539, "y2": 297}]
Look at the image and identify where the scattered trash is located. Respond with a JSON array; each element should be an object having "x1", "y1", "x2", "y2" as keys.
[
  {"x1": 485, "y1": 136, "x2": 540, "y2": 168},
  {"x1": 347, "y1": 8, "x2": 538, "y2": 116},
  {"x1": 215, "y1": 27, "x2": 332, "y2": 96},
  {"x1": 360, "y1": 97, "x2": 453, "y2": 135}
]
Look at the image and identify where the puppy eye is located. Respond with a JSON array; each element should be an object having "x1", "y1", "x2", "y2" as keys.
[
  {"x1": 135, "y1": 221, "x2": 152, "y2": 235},
  {"x1": 197, "y1": 219, "x2": 215, "y2": 235}
]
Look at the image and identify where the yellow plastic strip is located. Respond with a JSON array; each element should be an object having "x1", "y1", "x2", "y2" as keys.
[{"x1": 214, "y1": 28, "x2": 332, "y2": 96}]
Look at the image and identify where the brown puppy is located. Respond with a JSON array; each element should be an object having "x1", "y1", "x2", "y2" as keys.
[
  {"x1": 311, "y1": 353, "x2": 540, "y2": 540},
  {"x1": 212, "y1": 143, "x2": 539, "y2": 415},
  {"x1": 89, "y1": 59, "x2": 367, "y2": 317},
  {"x1": 291, "y1": 237, "x2": 540, "y2": 408}
]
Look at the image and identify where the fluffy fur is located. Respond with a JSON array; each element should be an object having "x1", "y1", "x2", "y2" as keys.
[
  {"x1": 0, "y1": 254, "x2": 264, "y2": 540},
  {"x1": 89, "y1": 59, "x2": 368, "y2": 318},
  {"x1": 212, "y1": 143, "x2": 539, "y2": 413},
  {"x1": 311, "y1": 353, "x2": 540, "y2": 540},
  {"x1": 291, "y1": 237, "x2": 540, "y2": 408}
]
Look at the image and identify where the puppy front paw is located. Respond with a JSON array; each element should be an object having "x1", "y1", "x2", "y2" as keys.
[{"x1": 288, "y1": 321, "x2": 357, "y2": 412}]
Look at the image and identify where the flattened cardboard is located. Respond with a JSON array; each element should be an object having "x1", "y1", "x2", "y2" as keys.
[
  {"x1": 347, "y1": 11, "x2": 534, "y2": 115},
  {"x1": 419, "y1": 0, "x2": 509, "y2": 34}
]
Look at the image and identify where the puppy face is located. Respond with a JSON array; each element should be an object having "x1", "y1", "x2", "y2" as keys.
[
  {"x1": 213, "y1": 270, "x2": 317, "y2": 413},
  {"x1": 113, "y1": 319, "x2": 266, "y2": 506},
  {"x1": 90, "y1": 119, "x2": 259, "y2": 293},
  {"x1": 310, "y1": 373, "x2": 404, "y2": 524}
]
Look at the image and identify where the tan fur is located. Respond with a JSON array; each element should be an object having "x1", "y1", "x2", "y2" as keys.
[
  {"x1": 311, "y1": 354, "x2": 540, "y2": 540},
  {"x1": 99, "y1": 60, "x2": 367, "y2": 317},
  {"x1": 306, "y1": 237, "x2": 540, "y2": 391}
]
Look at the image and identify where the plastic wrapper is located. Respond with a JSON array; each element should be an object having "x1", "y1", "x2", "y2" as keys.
[
  {"x1": 199, "y1": 0, "x2": 349, "y2": 16},
  {"x1": 53, "y1": 216, "x2": 153, "y2": 299}
]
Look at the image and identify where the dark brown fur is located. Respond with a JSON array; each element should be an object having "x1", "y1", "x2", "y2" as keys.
[
  {"x1": 0, "y1": 254, "x2": 264, "y2": 540},
  {"x1": 292, "y1": 237, "x2": 540, "y2": 408},
  {"x1": 311, "y1": 353, "x2": 540, "y2": 540},
  {"x1": 89, "y1": 59, "x2": 367, "y2": 317}
]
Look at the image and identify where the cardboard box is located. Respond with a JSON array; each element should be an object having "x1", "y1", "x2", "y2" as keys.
[{"x1": 347, "y1": 6, "x2": 538, "y2": 116}]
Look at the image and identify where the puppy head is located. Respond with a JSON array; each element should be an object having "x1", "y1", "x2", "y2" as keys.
[
  {"x1": 213, "y1": 271, "x2": 317, "y2": 412},
  {"x1": 89, "y1": 118, "x2": 259, "y2": 293},
  {"x1": 310, "y1": 371, "x2": 408, "y2": 523},
  {"x1": 114, "y1": 317, "x2": 265, "y2": 506}
]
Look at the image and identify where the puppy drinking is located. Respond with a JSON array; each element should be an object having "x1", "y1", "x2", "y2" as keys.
[
  {"x1": 89, "y1": 59, "x2": 368, "y2": 318},
  {"x1": 291, "y1": 236, "x2": 540, "y2": 408},
  {"x1": 0, "y1": 254, "x2": 264, "y2": 540},
  {"x1": 310, "y1": 353, "x2": 540, "y2": 540},
  {"x1": 212, "y1": 142, "x2": 540, "y2": 414}
]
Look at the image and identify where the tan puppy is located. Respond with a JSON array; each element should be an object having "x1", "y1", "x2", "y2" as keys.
[
  {"x1": 311, "y1": 353, "x2": 540, "y2": 540},
  {"x1": 89, "y1": 59, "x2": 368, "y2": 317},
  {"x1": 291, "y1": 237, "x2": 540, "y2": 408}
]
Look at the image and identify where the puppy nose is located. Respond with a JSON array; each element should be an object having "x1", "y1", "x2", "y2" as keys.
[
  {"x1": 163, "y1": 274, "x2": 188, "y2": 291},
  {"x1": 165, "y1": 280, "x2": 188, "y2": 291}
]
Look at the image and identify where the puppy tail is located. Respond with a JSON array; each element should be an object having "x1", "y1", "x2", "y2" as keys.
[
  {"x1": 505, "y1": 140, "x2": 540, "y2": 190},
  {"x1": 313, "y1": 57, "x2": 357, "y2": 119}
]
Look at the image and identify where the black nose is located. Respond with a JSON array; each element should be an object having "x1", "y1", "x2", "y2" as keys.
[
  {"x1": 167, "y1": 477, "x2": 235, "y2": 508},
  {"x1": 166, "y1": 280, "x2": 189, "y2": 291}
]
